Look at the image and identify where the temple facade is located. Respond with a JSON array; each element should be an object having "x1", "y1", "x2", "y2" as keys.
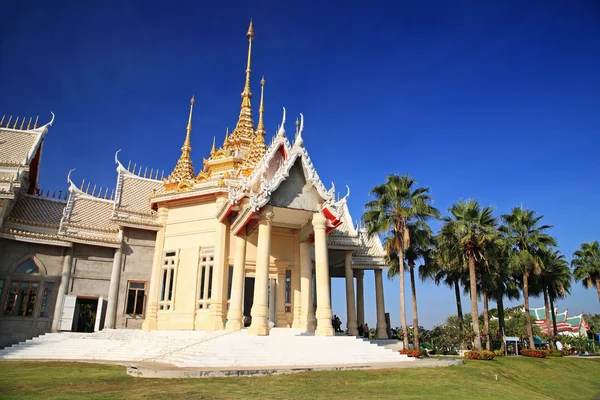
[{"x1": 0, "y1": 22, "x2": 388, "y2": 348}]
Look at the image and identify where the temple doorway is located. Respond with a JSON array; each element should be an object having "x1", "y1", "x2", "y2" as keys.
[
  {"x1": 243, "y1": 277, "x2": 255, "y2": 326},
  {"x1": 72, "y1": 298, "x2": 98, "y2": 333}
]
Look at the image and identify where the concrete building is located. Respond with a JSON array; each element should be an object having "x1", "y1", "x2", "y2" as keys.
[{"x1": 0, "y1": 21, "x2": 388, "y2": 348}]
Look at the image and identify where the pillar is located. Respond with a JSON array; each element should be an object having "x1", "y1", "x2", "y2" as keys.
[
  {"x1": 276, "y1": 270, "x2": 287, "y2": 327},
  {"x1": 105, "y1": 229, "x2": 125, "y2": 329},
  {"x1": 226, "y1": 234, "x2": 247, "y2": 331},
  {"x1": 313, "y1": 212, "x2": 334, "y2": 336},
  {"x1": 291, "y1": 235, "x2": 302, "y2": 328},
  {"x1": 51, "y1": 246, "x2": 74, "y2": 332},
  {"x1": 355, "y1": 270, "x2": 365, "y2": 326},
  {"x1": 299, "y1": 241, "x2": 316, "y2": 332},
  {"x1": 249, "y1": 206, "x2": 274, "y2": 335},
  {"x1": 207, "y1": 199, "x2": 230, "y2": 330},
  {"x1": 344, "y1": 251, "x2": 358, "y2": 336},
  {"x1": 142, "y1": 207, "x2": 168, "y2": 332},
  {"x1": 374, "y1": 269, "x2": 388, "y2": 339}
]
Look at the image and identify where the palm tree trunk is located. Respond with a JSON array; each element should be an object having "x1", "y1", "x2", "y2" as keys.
[
  {"x1": 483, "y1": 289, "x2": 490, "y2": 350},
  {"x1": 409, "y1": 262, "x2": 419, "y2": 349},
  {"x1": 523, "y1": 271, "x2": 535, "y2": 349},
  {"x1": 398, "y1": 245, "x2": 409, "y2": 350},
  {"x1": 468, "y1": 254, "x2": 482, "y2": 350},
  {"x1": 543, "y1": 286, "x2": 554, "y2": 349},
  {"x1": 497, "y1": 295, "x2": 505, "y2": 352},
  {"x1": 454, "y1": 280, "x2": 465, "y2": 348},
  {"x1": 596, "y1": 279, "x2": 600, "y2": 304},
  {"x1": 549, "y1": 295, "x2": 558, "y2": 336}
]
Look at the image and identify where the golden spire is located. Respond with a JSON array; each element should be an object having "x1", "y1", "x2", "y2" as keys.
[
  {"x1": 226, "y1": 19, "x2": 257, "y2": 149},
  {"x1": 256, "y1": 76, "x2": 266, "y2": 135},
  {"x1": 242, "y1": 19, "x2": 255, "y2": 108},
  {"x1": 165, "y1": 96, "x2": 196, "y2": 187},
  {"x1": 211, "y1": 136, "x2": 216, "y2": 156}
]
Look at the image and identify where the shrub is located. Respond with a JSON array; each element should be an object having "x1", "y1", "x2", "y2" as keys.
[
  {"x1": 520, "y1": 349, "x2": 549, "y2": 358},
  {"x1": 399, "y1": 350, "x2": 421, "y2": 357},
  {"x1": 428, "y1": 349, "x2": 437, "y2": 355},
  {"x1": 549, "y1": 350, "x2": 569, "y2": 357},
  {"x1": 494, "y1": 350, "x2": 504, "y2": 357},
  {"x1": 465, "y1": 351, "x2": 495, "y2": 360},
  {"x1": 419, "y1": 348, "x2": 429, "y2": 357}
]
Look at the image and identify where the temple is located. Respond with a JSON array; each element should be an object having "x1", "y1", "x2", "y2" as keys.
[
  {"x1": 529, "y1": 307, "x2": 590, "y2": 337},
  {"x1": 0, "y1": 21, "x2": 389, "y2": 348}
]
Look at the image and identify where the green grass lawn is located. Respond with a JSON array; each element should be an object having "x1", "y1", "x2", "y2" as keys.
[{"x1": 1, "y1": 357, "x2": 599, "y2": 400}]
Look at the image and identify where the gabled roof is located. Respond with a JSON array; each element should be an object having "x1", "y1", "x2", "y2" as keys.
[
  {"x1": 5, "y1": 194, "x2": 65, "y2": 228},
  {"x1": 112, "y1": 157, "x2": 164, "y2": 229},
  {"x1": 59, "y1": 182, "x2": 120, "y2": 247},
  {"x1": 0, "y1": 114, "x2": 54, "y2": 167},
  {"x1": 0, "y1": 193, "x2": 70, "y2": 246}
]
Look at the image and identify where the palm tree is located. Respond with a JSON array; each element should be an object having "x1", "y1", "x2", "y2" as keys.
[
  {"x1": 364, "y1": 174, "x2": 439, "y2": 349},
  {"x1": 489, "y1": 252, "x2": 520, "y2": 351},
  {"x1": 572, "y1": 241, "x2": 600, "y2": 303},
  {"x1": 500, "y1": 207, "x2": 557, "y2": 349},
  {"x1": 438, "y1": 199, "x2": 498, "y2": 350},
  {"x1": 386, "y1": 223, "x2": 433, "y2": 348},
  {"x1": 421, "y1": 238, "x2": 468, "y2": 347},
  {"x1": 539, "y1": 250, "x2": 571, "y2": 340}
]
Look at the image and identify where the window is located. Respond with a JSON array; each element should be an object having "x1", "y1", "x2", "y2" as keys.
[
  {"x1": 227, "y1": 265, "x2": 234, "y2": 300},
  {"x1": 159, "y1": 251, "x2": 177, "y2": 310},
  {"x1": 39, "y1": 282, "x2": 54, "y2": 318},
  {"x1": 197, "y1": 252, "x2": 214, "y2": 309},
  {"x1": 285, "y1": 270, "x2": 292, "y2": 313},
  {"x1": 4, "y1": 281, "x2": 38, "y2": 317},
  {"x1": 126, "y1": 281, "x2": 146, "y2": 315},
  {"x1": 15, "y1": 259, "x2": 40, "y2": 274}
]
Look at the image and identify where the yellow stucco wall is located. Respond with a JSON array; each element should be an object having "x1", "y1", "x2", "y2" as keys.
[{"x1": 154, "y1": 199, "x2": 299, "y2": 331}]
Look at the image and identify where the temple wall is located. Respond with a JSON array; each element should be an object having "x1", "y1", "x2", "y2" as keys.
[
  {"x1": 70, "y1": 244, "x2": 113, "y2": 298},
  {"x1": 158, "y1": 200, "x2": 218, "y2": 330},
  {"x1": 115, "y1": 228, "x2": 156, "y2": 329},
  {"x1": 0, "y1": 238, "x2": 64, "y2": 348}
]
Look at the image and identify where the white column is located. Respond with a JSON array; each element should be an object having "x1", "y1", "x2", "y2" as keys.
[
  {"x1": 51, "y1": 246, "x2": 74, "y2": 332},
  {"x1": 105, "y1": 229, "x2": 125, "y2": 329},
  {"x1": 313, "y1": 212, "x2": 334, "y2": 336},
  {"x1": 207, "y1": 198, "x2": 230, "y2": 330},
  {"x1": 249, "y1": 206, "x2": 274, "y2": 336},
  {"x1": 299, "y1": 241, "x2": 316, "y2": 332},
  {"x1": 374, "y1": 269, "x2": 388, "y2": 339},
  {"x1": 142, "y1": 207, "x2": 168, "y2": 332},
  {"x1": 356, "y1": 270, "x2": 365, "y2": 326},
  {"x1": 226, "y1": 234, "x2": 247, "y2": 331},
  {"x1": 291, "y1": 235, "x2": 301, "y2": 328},
  {"x1": 344, "y1": 251, "x2": 358, "y2": 336},
  {"x1": 276, "y1": 270, "x2": 287, "y2": 326}
]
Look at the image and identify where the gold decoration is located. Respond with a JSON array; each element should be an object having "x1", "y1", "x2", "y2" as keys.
[
  {"x1": 165, "y1": 96, "x2": 196, "y2": 190},
  {"x1": 242, "y1": 76, "x2": 267, "y2": 174},
  {"x1": 195, "y1": 170, "x2": 210, "y2": 183}
]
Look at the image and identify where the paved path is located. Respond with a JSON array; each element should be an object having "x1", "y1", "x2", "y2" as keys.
[{"x1": 125, "y1": 357, "x2": 465, "y2": 378}]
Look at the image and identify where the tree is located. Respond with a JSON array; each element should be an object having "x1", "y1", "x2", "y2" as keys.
[
  {"x1": 539, "y1": 250, "x2": 571, "y2": 338},
  {"x1": 500, "y1": 207, "x2": 557, "y2": 349},
  {"x1": 364, "y1": 174, "x2": 439, "y2": 349},
  {"x1": 438, "y1": 199, "x2": 498, "y2": 350},
  {"x1": 572, "y1": 241, "x2": 600, "y2": 304},
  {"x1": 387, "y1": 223, "x2": 434, "y2": 348},
  {"x1": 421, "y1": 236, "x2": 468, "y2": 348}
]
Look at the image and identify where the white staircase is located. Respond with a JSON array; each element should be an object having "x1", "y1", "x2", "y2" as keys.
[{"x1": 0, "y1": 328, "x2": 413, "y2": 367}]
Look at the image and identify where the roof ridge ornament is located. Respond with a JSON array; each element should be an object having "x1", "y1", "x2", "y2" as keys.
[{"x1": 164, "y1": 97, "x2": 196, "y2": 191}]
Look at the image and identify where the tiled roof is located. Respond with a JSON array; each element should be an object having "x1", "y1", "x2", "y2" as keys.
[
  {"x1": 6, "y1": 195, "x2": 65, "y2": 228},
  {"x1": 357, "y1": 230, "x2": 386, "y2": 257},
  {"x1": 66, "y1": 196, "x2": 118, "y2": 232},
  {"x1": 0, "y1": 128, "x2": 40, "y2": 165},
  {"x1": 116, "y1": 175, "x2": 164, "y2": 217}
]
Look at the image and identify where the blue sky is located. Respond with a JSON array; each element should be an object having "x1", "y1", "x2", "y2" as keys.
[{"x1": 1, "y1": 1, "x2": 599, "y2": 328}]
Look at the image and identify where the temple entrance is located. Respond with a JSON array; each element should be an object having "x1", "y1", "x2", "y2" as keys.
[
  {"x1": 243, "y1": 277, "x2": 255, "y2": 326},
  {"x1": 72, "y1": 298, "x2": 98, "y2": 333}
]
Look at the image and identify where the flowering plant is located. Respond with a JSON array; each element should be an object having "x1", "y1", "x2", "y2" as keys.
[
  {"x1": 520, "y1": 349, "x2": 549, "y2": 358},
  {"x1": 399, "y1": 350, "x2": 421, "y2": 357},
  {"x1": 464, "y1": 350, "x2": 495, "y2": 360}
]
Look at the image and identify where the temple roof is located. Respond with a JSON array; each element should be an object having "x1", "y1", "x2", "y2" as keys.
[
  {"x1": 6, "y1": 194, "x2": 65, "y2": 228},
  {"x1": 0, "y1": 128, "x2": 39, "y2": 165}
]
